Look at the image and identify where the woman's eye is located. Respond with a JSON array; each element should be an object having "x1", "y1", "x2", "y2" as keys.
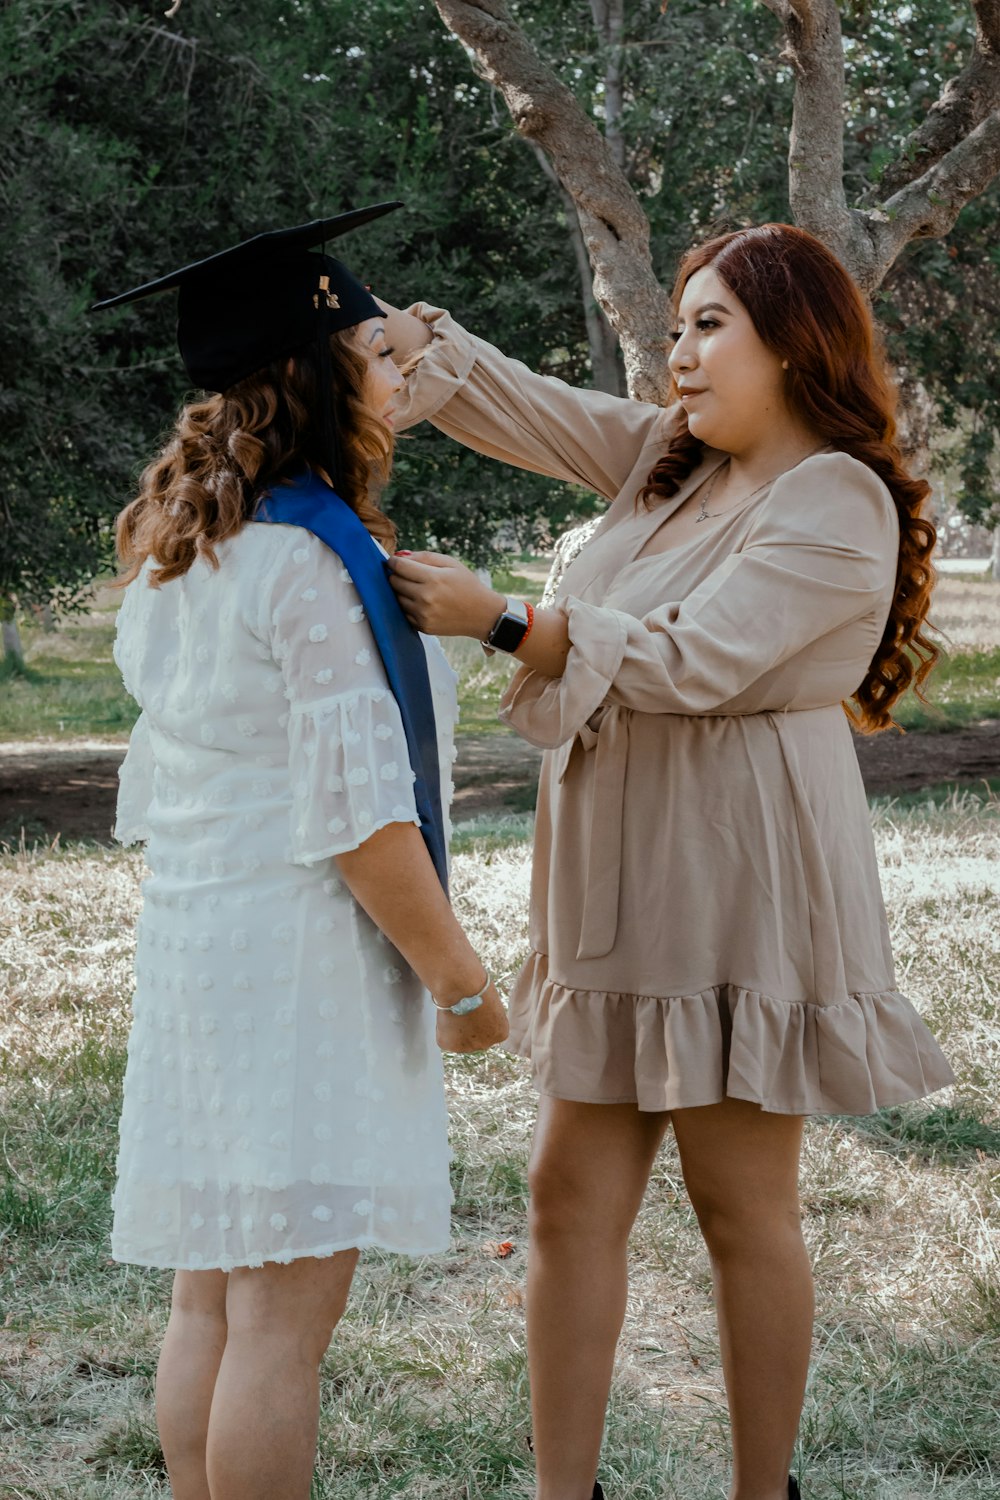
[
  {"x1": 668, "y1": 330, "x2": 682, "y2": 344},
  {"x1": 378, "y1": 345, "x2": 397, "y2": 360},
  {"x1": 695, "y1": 318, "x2": 719, "y2": 331}
]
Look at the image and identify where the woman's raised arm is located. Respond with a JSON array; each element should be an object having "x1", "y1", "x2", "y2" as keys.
[
  {"x1": 375, "y1": 298, "x2": 433, "y2": 365},
  {"x1": 376, "y1": 299, "x2": 676, "y2": 503}
]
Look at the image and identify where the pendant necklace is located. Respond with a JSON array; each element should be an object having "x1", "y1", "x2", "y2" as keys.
[{"x1": 694, "y1": 447, "x2": 827, "y2": 524}]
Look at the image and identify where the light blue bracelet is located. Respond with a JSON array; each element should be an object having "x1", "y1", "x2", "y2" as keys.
[{"x1": 432, "y1": 970, "x2": 491, "y2": 1017}]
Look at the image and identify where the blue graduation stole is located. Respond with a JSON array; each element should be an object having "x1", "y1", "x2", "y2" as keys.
[{"x1": 255, "y1": 469, "x2": 449, "y2": 894}]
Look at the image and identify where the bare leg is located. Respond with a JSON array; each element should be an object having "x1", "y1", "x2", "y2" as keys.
[
  {"x1": 205, "y1": 1249, "x2": 359, "y2": 1500},
  {"x1": 671, "y1": 1099, "x2": 811, "y2": 1500},
  {"x1": 156, "y1": 1269, "x2": 228, "y2": 1500},
  {"x1": 527, "y1": 1098, "x2": 671, "y2": 1500}
]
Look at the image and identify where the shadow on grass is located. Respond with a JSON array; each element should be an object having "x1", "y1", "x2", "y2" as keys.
[
  {"x1": 0, "y1": 654, "x2": 44, "y2": 684},
  {"x1": 844, "y1": 1103, "x2": 1000, "y2": 1164}
]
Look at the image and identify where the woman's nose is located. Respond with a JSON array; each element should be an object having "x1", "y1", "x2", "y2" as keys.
[{"x1": 668, "y1": 331, "x2": 695, "y2": 373}]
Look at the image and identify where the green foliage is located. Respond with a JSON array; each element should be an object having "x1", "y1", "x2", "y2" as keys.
[
  {"x1": 1, "y1": 0, "x2": 599, "y2": 615},
  {"x1": 3, "y1": 0, "x2": 998, "y2": 623},
  {"x1": 894, "y1": 646, "x2": 1000, "y2": 730},
  {"x1": 856, "y1": 1103, "x2": 1000, "y2": 1163}
]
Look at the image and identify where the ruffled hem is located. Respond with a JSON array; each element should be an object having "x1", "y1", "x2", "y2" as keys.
[
  {"x1": 286, "y1": 687, "x2": 420, "y2": 864},
  {"x1": 111, "y1": 1177, "x2": 453, "y2": 1270},
  {"x1": 111, "y1": 1230, "x2": 452, "y2": 1271},
  {"x1": 114, "y1": 821, "x2": 152, "y2": 847},
  {"x1": 507, "y1": 951, "x2": 955, "y2": 1116}
]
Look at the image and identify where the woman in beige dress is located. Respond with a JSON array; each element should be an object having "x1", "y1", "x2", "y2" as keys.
[{"x1": 381, "y1": 224, "x2": 953, "y2": 1500}]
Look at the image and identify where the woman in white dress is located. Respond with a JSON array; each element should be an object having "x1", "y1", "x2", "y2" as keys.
[{"x1": 99, "y1": 206, "x2": 508, "y2": 1500}]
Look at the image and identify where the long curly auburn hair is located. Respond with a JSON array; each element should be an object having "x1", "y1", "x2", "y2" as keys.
[
  {"x1": 640, "y1": 223, "x2": 938, "y2": 733},
  {"x1": 116, "y1": 327, "x2": 396, "y2": 588}
]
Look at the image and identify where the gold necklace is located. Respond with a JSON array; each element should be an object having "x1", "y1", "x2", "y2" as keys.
[{"x1": 694, "y1": 447, "x2": 826, "y2": 524}]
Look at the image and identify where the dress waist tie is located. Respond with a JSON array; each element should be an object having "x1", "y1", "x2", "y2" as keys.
[{"x1": 559, "y1": 703, "x2": 631, "y2": 961}]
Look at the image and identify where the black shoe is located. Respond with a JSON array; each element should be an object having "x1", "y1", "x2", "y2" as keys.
[
  {"x1": 592, "y1": 1486, "x2": 604, "y2": 1500},
  {"x1": 788, "y1": 1477, "x2": 801, "y2": 1500}
]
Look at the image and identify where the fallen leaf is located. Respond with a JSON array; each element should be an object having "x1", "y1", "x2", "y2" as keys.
[{"x1": 483, "y1": 1239, "x2": 516, "y2": 1259}]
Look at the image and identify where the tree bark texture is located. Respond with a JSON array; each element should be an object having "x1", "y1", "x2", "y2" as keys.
[
  {"x1": 435, "y1": 0, "x2": 1000, "y2": 343},
  {"x1": 763, "y1": 0, "x2": 1000, "y2": 291},
  {"x1": 876, "y1": 0, "x2": 1000, "y2": 199},
  {"x1": 2, "y1": 613, "x2": 24, "y2": 666},
  {"x1": 530, "y1": 144, "x2": 625, "y2": 396},
  {"x1": 431, "y1": 0, "x2": 671, "y2": 401}
]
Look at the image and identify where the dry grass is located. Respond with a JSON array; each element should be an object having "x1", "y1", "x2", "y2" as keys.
[
  {"x1": 2, "y1": 793, "x2": 999, "y2": 1499},
  {"x1": 928, "y1": 578, "x2": 1000, "y2": 654}
]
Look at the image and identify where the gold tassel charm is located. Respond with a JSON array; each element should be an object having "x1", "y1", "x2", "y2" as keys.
[{"x1": 313, "y1": 275, "x2": 341, "y2": 311}]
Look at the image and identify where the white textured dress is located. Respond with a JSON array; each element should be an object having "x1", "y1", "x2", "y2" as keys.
[{"x1": 111, "y1": 521, "x2": 457, "y2": 1271}]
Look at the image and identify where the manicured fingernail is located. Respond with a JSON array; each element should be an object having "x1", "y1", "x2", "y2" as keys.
[{"x1": 396, "y1": 549, "x2": 412, "y2": 556}]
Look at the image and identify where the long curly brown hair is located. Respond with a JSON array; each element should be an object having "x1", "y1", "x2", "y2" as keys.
[
  {"x1": 641, "y1": 223, "x2": 938, "y2": 733},
  {"x1": 116, "y1": 326, "x2": 396, "y2": 588}
]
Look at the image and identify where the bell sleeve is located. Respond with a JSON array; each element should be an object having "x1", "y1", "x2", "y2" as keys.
[
  {"x1": 114, "y1": 710, "x2": 156, "y2": 846},
  {"x1": 500, "y1": 453, "x2": 899, "y2": 746},
  {"x1": 260, "y1": 532, "x2": 423, "y2": 866},
  {"x1": 392, "y1": 302, "x2": 676, "y2": 502}
]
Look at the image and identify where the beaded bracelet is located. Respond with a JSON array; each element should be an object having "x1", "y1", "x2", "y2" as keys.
[{"x1": 513, "y1": 601, "x2": 535, "y2": 652}]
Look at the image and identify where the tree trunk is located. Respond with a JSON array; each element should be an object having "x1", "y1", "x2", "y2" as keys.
[
  {"x1": 2, "y1": 605, "x2": 24, "y2": 665},
  {"x1": 431, "y1": 0, "x2": 672, "y2": 401},
  {"x1": 893, "y1": 367, "x2": 935, "y2": 475},
  {"x1": 33, "y1": 601, "x2": 57, "y2": 633},
  {"x1": 566, "y1": 197, "x2": 625, "y2": 395},
  {"x1": 531, "y1": 143, "x2": 624, "y2": 396},
  {"x1": 589, "y1": 0, "x2": 626, "y2": 171},
  {"x1": 991, "y1": 526, "x2": 1000, "y2": 582}
]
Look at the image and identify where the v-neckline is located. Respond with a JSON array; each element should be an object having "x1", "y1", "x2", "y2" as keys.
[
  {"x1": 555, "y1": 448, "x2": 733, "y2": 600},
  {"x1": 620, "y1": 449, "x2": 730, "y2": 568}
]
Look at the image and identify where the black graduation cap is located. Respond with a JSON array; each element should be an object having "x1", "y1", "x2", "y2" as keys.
[{"x1": 91, "y1": 201, "x2": 402, "y2": 392}]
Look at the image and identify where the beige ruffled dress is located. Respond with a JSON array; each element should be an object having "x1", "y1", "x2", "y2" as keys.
[{"x1": 395, "y1": 305, "x2": 954, "y2": 1116}]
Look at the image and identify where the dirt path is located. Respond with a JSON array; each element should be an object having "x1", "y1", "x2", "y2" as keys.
[{"x1": 1, "y1": 722, "x2": 999, "y2": 846}]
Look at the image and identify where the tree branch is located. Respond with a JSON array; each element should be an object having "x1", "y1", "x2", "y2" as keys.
[
  {"x1": 865, "y1": 109, "x2": 1000, "y2": 284},
  {"x1": 757, "y1": 0, "x2": 816, "y2": 35},
  {"x1": 877, "y1": 0, "x2": 1000, "y2": 198},
  {"x1": 760, "y1": 0, "x2": 1000, "y2": 292},
  {"x1": 431, "y1": 0, "x2": 671, "y2": 400}
]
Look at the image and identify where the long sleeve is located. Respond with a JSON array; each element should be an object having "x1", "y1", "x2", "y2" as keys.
[
  {"x1": 392, "y1": 303, "x2": 677, "y2": 503},
  {"x1": 258, "y1": 530, "x2": 422, "y2": 865},
  {"x1": 500, "y1": 453, "x2": 898, "y2": 747}
]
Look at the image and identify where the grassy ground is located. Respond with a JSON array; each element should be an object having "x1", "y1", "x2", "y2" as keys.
[
  {"x1": 2, "y1": 792, "x2": 999, "y2": 1499},
  {"x1": 0, "y1": 571, "x2": 546, "y2": 744},
  {"x1": 4, "y1": 574, "x2": 997, "y2": 744}
]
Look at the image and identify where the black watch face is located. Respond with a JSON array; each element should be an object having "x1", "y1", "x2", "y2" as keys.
[{"x1": 489, "y1": 614, "x2": 529, "y2": 653}]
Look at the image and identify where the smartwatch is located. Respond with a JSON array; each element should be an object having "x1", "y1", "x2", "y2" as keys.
[{"x1": 483, "y1": 597, "x2": 531, "y2": 655}]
